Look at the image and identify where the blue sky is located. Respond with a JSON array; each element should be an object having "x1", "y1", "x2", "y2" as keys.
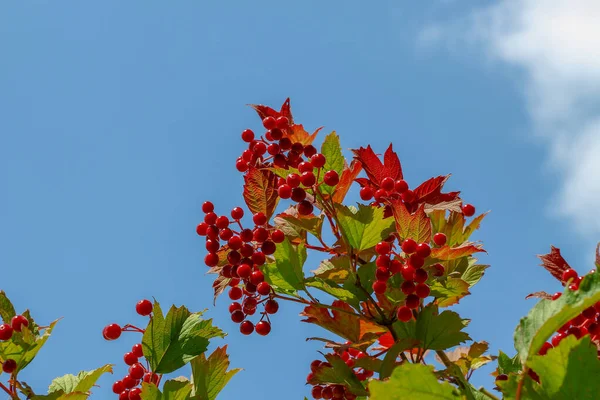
[{"x1": 1, "y1": 1, "x2": 597, "y2": 398}]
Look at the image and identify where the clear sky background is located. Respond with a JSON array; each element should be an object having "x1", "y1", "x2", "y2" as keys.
[{"x1": 1, "y1": 1, "x2": 598, "y2": 399}]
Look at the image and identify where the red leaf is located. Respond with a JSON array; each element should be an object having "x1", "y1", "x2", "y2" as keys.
[
  {"x1": 538, "y1": 246, "x2": 572, "y2": 281},
  {"x1": 249, "y1": 98, "x2": 294, "y2": 124},
  {"x1": 332, "y1": 160, "x2": 363, "y2": 203},
  {"x1": 431, "y1": 243, "x2": 485, "y2": 261},
  {"x1": 212, "y1": 275, "x2": 231, "y2": 305},
  {"x1": 352, "y1": 144, "x2": 403, "y2": 186},
  {"x1": 377, "y1": 332, "x2": 395, "y2": 349},
  {"x1": 390, "y1": 201, "x2": 432, "y2": 244},
  {"x1": 243, "y1": 167, "x2": 279, "y2": 219},
  {"x1": 300, "y1": 300, "x2": 385, "y2": 343},
  {"x1": 413, "y1": 175, "x2": 460, "y2": 206}
]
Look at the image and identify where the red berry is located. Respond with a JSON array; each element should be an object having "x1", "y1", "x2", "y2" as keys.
[
  {"x1": 301, "y1": 171, "x2": 316, "y2": 187},
  {"x1": 10, "y1": 315, "x2": 28, "y2": 332},
  {"x1": 401, "y1": 280, "x2": 416, "y2": 295},
  {"x1": 299, "y1": 161, "x2": 314, "y2": 173},
  {"x1": 237, "y1": 264, "x2": 252, "y2": 279},
  {"x1": 124, "y1": 352, "x2": 138, "y2": 366},
  {"x1": 405, "y1": 294, "x2": 420, "y2": 309},
  {"x1": 129, "y1": 387, "x2": 142, "y2": 400},
  {"x1": 431, "y1": 263, "x2": 445, "y2": 277},
  {"x1": 322, "y1": 387, "x2": 333, "y2": 399},
  {"x1": 253, "y1": 227, "x2": 269, "y2": 242},
  {"x1": 291, "y1": 187, "x2": 307, "y2": 202},
  {"x1": 271, "y1": 229, "x2": 285, "y2": 243},
  {"x1": 102, "y1": 323, "x2": 121, "y2": 341},
  {"x1": 132, "y1": 343, "x2": 144, "y2": 358},
  {"x1": 562, "y1": 269, "x2": 578, "y2": 282},
  {"x1": 394, "y1": 180, "x2": 408, "y2": 193},
  {"x1": 240, "y1": 228, "x2": 254, "y2": 242},
  {"x1": 253, "y1": 212, "x2": 267, "y2": 226},
  {"x1": 323, "y1": 170, "x2": 339, "y2": 186},
  {"x1": 375, "y1": 241, "x2": 391, "y2": 255},
  {"x1": 119, "y1": 390, "x2": 130, "y2": 400},
  {"x1": 433, "y1": 233, "x2": 447, "y2": 246},
  {"x1": 276, "y1": 116, "x2": 289, "y2": 129},
  {"x1": 206, "y1": 239, "x2": 219, "y2": 253},
  {"x1": 278, "y1": 184, "x2": 292, "y2": 199},
  {"x1": 583, "y1": 306, "x2": 597, "y2": 319},
  {"x1": 376, "y1": 254, "x2": 390, "y2": 268},
  {"x1": 204, "y1": 252, "x2": 219, "y2": 267},
  {"x1": 229, "y1": 302, "x2": 242, "y2": 314},
  {"x1": 461, "y1": 203, "x2": 475, "y2": 217},
  {"x1": 263, "y1": 116, "x2": 277, "y2": 130},
  {"x1": 415, "y1": 283, "x2": 431, "y2": 298},
  {"x1": 202, "y1": 201, "x2": 214, "y2": 213},
  {"x1": 122, "y1": 375, "x2": 136, "y2": 389},
  {"x1": 304, "y1": 145, "x2": 317, "y2": 158},
  {"x1": 360, "y1": 187, "x2": 374, "y2": 201},
  {"x1": 372, "y1": 281, "x2": 387, "y2": 294},
  {"x1": 415, "y1": 243, "x2": 431, "y2": 258},
  {"x1": 235, "y1": 158, "x2": 248, "y2": 172},
  {"x1": 401, "y1": 190, "x2": 415, "y2": 203},
  {"x1": 215, "y1": 216, "x2": 229, "y2": 229},
  {"x1": 539, "y1": 342, "x2": 553, "y2": 356},
  {"x1": 374, "y1": 189, "x2": 387, "y2": 202},
  {"x1": 231, "y1": 310, "x2": 245, "y2": 323},
  {"x1": 389, "y1": 259, "x2": 402, "y2": 274},
  {"x1": 551, "y1": 332, "x2": 565, "y2": 347},
  {"x1": 496, "y1": 374, "x2": 508, "y2": 382},
  {"x1": 375, "y1": 267, "x2": 391, "y2": 281},
  {"x1": 256, "y1": 321, "x2": 271, "y2": 336},
  {"x1": 401, "y1": 265, "x2": 416, "y2": 281},
  {"x1": 261, "y1": 240, "x2": 276, "y2": 255},
  {"x1": 401, "y1": 238, "x2": 418, "y2": 254},
  {"x1": 240, "y1": 320, "x2": 254, "y2": 335},
  {"x1": 397, "y1": 306, "x2": 412, "y2": 322},
  {"x1": 409, "y1": 254, "x2": 425, "y2": 269},
  {"x1": 136, "y1": 299, "x2": 153, "y2": 316},
  {"x1": 265, "y1": 299, "x2": 279, "y2": 314},
  {"x1": 286, "y1": 173, "x2": 301, "y2": 188},
  {"x1": 551, "y1": 292, "x2": 562, "y2": 300},
  {"x1": 129, "y1": 363, "x2": 145, "y2": 379},
  {"x1": 252, "y1": 251, "x2": 266, "y2": 266},
  {"x1": 297, "y1": 200, "x2": 314, "y2": 216},
  {"x1": 414, "y1": 268, "x2": 428, "y2": 284},
  {"x1": 204, "y1": 212, "x2": 217, "y2": 225},
  {"x1": 2, "y1": 359, "x2": 16, "y2": 374},
  {"x1": 241, "y1": 129, "x2": 254, "y2": 142},
  {"x1": 271, "y1": 128, "x2": 284, "y2": 141},
  {"x1": 250, "y1": 271, "x2": 265, "y2": 286},
  {"x1": 310, "y1": 153, "x2": 326, "y2": 168},
  {"x1": 143, "y1": 372, "x2": 159, "y2": 384},
  {"x1": 257, "y1": 281, "x2": 271, "y2": 296},
  {"x1": 113, "y1": 381, "x2": 125, "y2": 394},
  {"x1": 196, "y1": 222, "x2": 208, "y2": 236},
  {"x1": 381, "y1": 177, "x2": 394, "y2": 191},
  {"x1": 312, "y1": 386, "x2": 324, "y2": 399},
  {"x1": 229, "y1": 286, "x2": 243, "y2": 300},
  {"x1": 231, "y1": 207, "x2": 244, "y2": 220}
]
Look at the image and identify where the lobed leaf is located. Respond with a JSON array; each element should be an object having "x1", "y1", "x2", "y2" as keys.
[
  {"x1": 335, "y1": 204, "x2": 395, "y2": 252},
  {"x1": 369, "y1": 363, "x2": 460, "y2": 399},
  {"x1": 351, "y1": 144, "x2": 403, "y2": 186},
  {"x1": 261, "y1": 238, "x2": 306, "y2": 294},
  {"x1": 429, "y1": 278, "x2": 470, "y2": 307},
  {"x1": 190, "y1": 346, "x2": 240, "y2": 400},
  {"x1": 390, "y1": 202, "x2": 432, "y2": 244},
  {"x1": 48, "y1": 365, "x2": 113, "y2": 395}
]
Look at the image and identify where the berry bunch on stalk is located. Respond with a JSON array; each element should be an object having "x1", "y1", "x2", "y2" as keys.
[{"x1": 199, "y1": 98, "x2": 493, "y2": 398}]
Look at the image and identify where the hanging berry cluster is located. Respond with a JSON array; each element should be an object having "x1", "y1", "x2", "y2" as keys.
[
  {"x1": 0, "y1": 315, "x2": 29, "y2": 375},
  {"x1": 103, "y1": 299, "x2": 160, "y2": 400}
]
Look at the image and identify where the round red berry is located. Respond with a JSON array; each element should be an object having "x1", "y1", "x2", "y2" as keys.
[
  {"x1": 256, "y1": 321, "x2": 271, "y2": 336},
  {"x1": 291, "y1": 187, "x2": 307, "y2": 202},
  {"x1": 298, "y1": 161, "x2": 314, "y2": 174},
  {"x1": 271, "y1": 229, "x2": 285, "y2": 243},
  {"x1": 300, "y1": 171, "x2": 316, "y2": 187},
  {"x1": 375, "y1": 241, "x2": 390, "y2": 255},
  {"x1": 202, "y1": 201, "x2": 214, "y2": 213},
  {"x1": 401, "y1": 238, "x2": 418, "y2": 254},
  {"x1": 229, "y1": 286, "x2": 243, "y2": 300},
  {"x1": 129, "y1": 387, "x2": 142, "y2": 400},
  {"x1": 263, "y1": 116, "x2": 277, "y2": 130},
  {"x1": 401, "y1": 265, "x2": 416, "y2": 281},
  {"x1": 10, "y1": 315, "x2": 28, "y2": 332},
  {"x1": 562, "y1": 269, "x2": 578, "y2": 282},
  {"x1": 401, "y1": 280, "x2": 416, "y2": 295},
  {"x1": 310, "y1": 153, "x2": 326, "y2": 168},
  {"x1": 129, "y1": 363, "x2": 145, "y2": 379},
  {"x1": 414, "y1": 268, "x2": 428, "y2": 284},
  {"x1": 394, "y1": 180, "x2": 408, "y2": 193},
  {"x1": 196, "y1": 222, "x2": 208, "y2": 236},
  {"x1": 323, "y1": 170, "x2": 339, "y2": 186},
  {"x1": 102, "y1": 323, "x2": 121, "y2": 341},
  {"x1": 397, "y1": 306, "x2": 412, "y2": 322},
  {"x1": 297, "y1": 200, "x2": 314, "y2": 216},
  {"x1": 253, "y1": 212, "x2": 267, "y2": 226},
  {"x1": 461, "y1": 203, "x2": 475, "y2": 217},
  {"x1": 122, "y1": 375, "x2": 136, "y2": 389},
  {"x1": 381, "y1": 177, "x2": 394, "y2": 191},
  {"x1": 409, "y1": 254, "x2": 425, "y2": 269},
  {"x1": 240, "y1": 320, "x2": 254, "y2": 335},
  {"x1": 405, "y1": 294, "x2": 420, "y2": 309},
  {"x1": 123, "y1": 352, "x2": 138, "y2": 366},
  {"x1": 416, "y1": 243, "x2": 431, "y2": 258},
  {"x1": 360, "y1": 187, "x2": 374, "y2": 201},
  {"x1": 312, "y1": 386, "x2": 323, "y2": 399},
  {"x1": 431, "y1": 263, "x2": 445, "y2": 277},
  {"x1": 278, "y1": 184, "x2": 292, "y2": 199},
  {"x1": 415, "y1": 283, "x2": 431, "y2": 298},
  {"x1": 257, "y1": 281, "x2": 271, "y2": 296},
  {"x1": 2, "y1": 359, "x2": 16, "y2": 374},
  {"x1": 132, "y1": 343, "x2": 143, "y2": 358},
  {"x1": 276, "y1": 116, "x2": 289, "y2": 129},
  {"x1": 113, "y1": 381, "x2": 125, "y2": 394},
  {"x1": 265, "y1": 299, "x2": 279, "y2": 314},
  {"x1": 237, "y1": 264, "x2": 252, "y2": 279},
  {"x1": 204, "y1": 252, "x2": 219, "y2": 267},
  {"x1": 551, "y1": 292, "x2": 562, "y2": 300},
  {"x1": 231, "y1": 207, "x2": 244, "y2": 220},
  {"x1": 241, "y1": 129, "x2": 254, "y2": 142},
  {"x1": 231, "y1": 310, "x2": 245, "y2": 323},
  {"x1": 376, "y1": 267, "x2": 391, "y2": 281},
  {"x1": 372, "y1": 281, "x2": 387, "y2": 294},
  {"x1": 433, "y1": 233, "x2": 447, "y2": 246},
  {"x1": 136, "y1": 299, "x2": 153, "y2": 316},
  {"x1": 119, "y1": 390, "x2": 130, "y2": 400}
]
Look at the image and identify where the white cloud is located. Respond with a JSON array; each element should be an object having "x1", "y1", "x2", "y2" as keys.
[{"x1": 425, "y1": 0, "x2": 600, "y2": 237}]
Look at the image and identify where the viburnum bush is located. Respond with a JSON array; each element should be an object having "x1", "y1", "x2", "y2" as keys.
[{"x1": 1, "y1": 98, "x2": 600, "y2": 399}]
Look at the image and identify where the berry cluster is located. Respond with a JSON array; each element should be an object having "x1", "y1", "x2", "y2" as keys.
[
  {"x1": 306, "y1": 347, "x2": 376, "y2": 399},
  {"x1": 197, "y1": 201, "x2": 279, "y2": 336},
  {"x1": 0, "y1": 315, "x2": 29, "y2": 374},
  {"x1": 103, "y1": 299, "x2": 159, "y2": 400}
]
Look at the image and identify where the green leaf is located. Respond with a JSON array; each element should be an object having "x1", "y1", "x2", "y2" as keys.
[
  {"x1": 0, "y1": 319, "x2": 58, "y2": 372},
  {"x1": 392, "y1": 304, "x2": 471, "y2": 351},
  {"x1": 48, "y1": 365, "x2": 113, "y2": 395},
  {"x1": 142, "y1": 302, "x2": 225, "y2": 374},
  {"x1": 308, "y1": 353, "x2": 368, "y2": 396},
  {"x1": 312, "y1": 256, "x2": 352, "y2": 283},
  {"x1": 0, "y1": 291, "x2": 16, "y2": 324},
  {"x1": 496, "y1": 351, "x2": 522, "y2": 375},
  {"x1": 369, "y1": 364, "x2": 460, "y2": 399},
  {"x1": 274, "y1": 213, "x2": 323, "y2": 240},
  {"x1": 305, "y1": 278, "x2": 361, "y2": 309},
  {"x1": 461, "y1": 264, "x2": 489, "y2": 287},
  {"x1": 429, "y1": 278, "x2": 470, "y2": 307},
  {"x1": 261, "y1": 238, "x2": 306, "y2": 294},
  {"x1": 141, "y1": 382, "x2": 163, "y2": 400},
  {"x1": 379, "y1": 339, "x2": 420, "y2": 379},
  {"x1": 335, "y1": 204, "x2": 395, "y2": 252},
  {"x1": 320, "y1": 132, "x2": 345, "y2": 195},
  {"x1": 514, "y1": 272, "x2": 600, "y2": 364},
  {"x1": 190, "y1": 346, "x2": 240, "y2": 400},
  {"x1": 528, "y1": 335, "x2": 600, "y2": 399}
]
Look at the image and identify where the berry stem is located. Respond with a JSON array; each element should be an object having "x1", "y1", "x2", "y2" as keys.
[{"x1": 0, "y1": 382, "x2": 14, "y2": 399}]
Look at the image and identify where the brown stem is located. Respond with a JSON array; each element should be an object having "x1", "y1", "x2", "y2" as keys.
[{"x1": 305, "y1": 243, "x2": 331, "y2": 253}]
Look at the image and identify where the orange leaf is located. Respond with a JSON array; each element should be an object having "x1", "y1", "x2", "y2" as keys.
[
  {"x1": 431, "y1": 243, "x2": 485, "y2": 261},
  {"x1": 212, "y1": 275, "x2": 231, "y2": 305},
  {"x1": 332, "y1": 160, "x2": 362, "y2": 203},
  {"x1": 300, "y1": 300, "x2": 385, "y2": 343},
  {"x1": 390, "y1": 201, "x2": 432, "y2": 244},
  {"x1": 286, "y1": 124, "x2": 321, "y2": 146},
  {"x1": 243, "y1": 167, "x2": 279, "y2": 219}
]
